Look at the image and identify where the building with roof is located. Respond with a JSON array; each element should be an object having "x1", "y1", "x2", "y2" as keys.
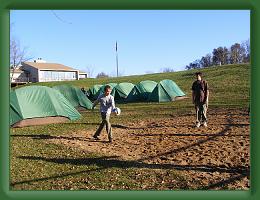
[
  {"x1": 21, "y1": 58, "x2": 88, "y2": 82},
  {"x1": 79, "y1": 71, "x2": 88, "y2": 79},
  {"x1": 10, "y1": 67, "x2": 30, "y2": 83}
]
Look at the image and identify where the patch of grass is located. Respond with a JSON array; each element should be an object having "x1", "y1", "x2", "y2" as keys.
[{"x1": 10, "y1": 132, "x2": 192, "y2": 190}]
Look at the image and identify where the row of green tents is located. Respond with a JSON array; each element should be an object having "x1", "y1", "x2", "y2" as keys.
[
  {"x1": 88, "y1": 79, "x2": 186, "y2": 103},
  {"x1": 10, "y1": 79, "x2": 185, "y2": 127}
]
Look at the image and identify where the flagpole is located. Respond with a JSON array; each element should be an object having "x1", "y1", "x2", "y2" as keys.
[{"x1": 116, "y1": 41, "x2": 119, "y2": 77}]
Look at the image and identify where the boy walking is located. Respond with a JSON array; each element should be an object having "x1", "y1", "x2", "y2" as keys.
[
  {"x1": 192, "y1": 72, "x2": 209, "y2": 128},
  {"x1": 92, "y1": 85, "x2": 115, "y2": 142}
]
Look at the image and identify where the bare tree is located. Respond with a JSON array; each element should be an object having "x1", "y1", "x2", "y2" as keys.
[
  {"x1": 241, "y1": 39, "x2": 250, "y2": 63},
  {"x1": 10, "y1": 38, "x2": 31, "y2": 82},
  {"x1": 212, "y1": 47, "x2": 229, "y2": 66},
  {"x1": 84, "y1": 66, "x2": 95, "y2": 78},
  {"x1": 185, "y1": 65, "x2": 192, "y2": 70},
  {"x1": 96, "y1": 72, "x2": 109, "y2": 78},
  {"x1": 185, "y1": 39, "x2": 250, "y2": 70},
  {"x1": 160, "y1": 67, "x2": 174, "y2": 73},
  {"x1": 200, "y1": 53, "x2": 212, "y2": 68},
  {"x1": 230, "y1": 43, "x2": 245, "y2": 64},
  {"x1": 187, "y1": 59, "x2": 201, "y2": 69}
]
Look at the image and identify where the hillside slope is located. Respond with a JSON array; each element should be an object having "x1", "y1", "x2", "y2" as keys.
[{"x1": 29, "y1": 64, "x2": 250, "y2": 107}]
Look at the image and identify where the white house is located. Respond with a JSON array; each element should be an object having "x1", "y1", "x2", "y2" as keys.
[{"x1": 21, "y1": 59, "x2": 88, "y2": 82}]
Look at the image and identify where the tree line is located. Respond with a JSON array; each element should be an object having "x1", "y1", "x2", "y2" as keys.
[{"x1": 185, "y1": 39, "x2": 250, "y2": 70}]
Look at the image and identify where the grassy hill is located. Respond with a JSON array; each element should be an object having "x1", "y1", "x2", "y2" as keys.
[{"x1": 29, "y1": 63, "x2": 250, "y2": 107}]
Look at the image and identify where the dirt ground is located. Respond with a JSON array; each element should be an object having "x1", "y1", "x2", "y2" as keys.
[{"x1": 50, "y1": 108, "x2": 250, "y2": 190}]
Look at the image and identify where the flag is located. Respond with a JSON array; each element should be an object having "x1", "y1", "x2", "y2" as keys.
[{"x1": 115, "y1": 41, "x2": 118, "y2": 52}]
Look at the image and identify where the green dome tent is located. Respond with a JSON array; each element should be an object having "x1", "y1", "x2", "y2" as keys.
[
  {"x1": 112, "y1": 82, "x2": 135, "y2": 102},
  {"x1": 94, "y1": 83, "x2": 118, "y2": 99},
  {"x1": 53, "y1": 84, "x2": 93, "y2": 110},
  {"x1": 10, "y1": 86, "x2": 81, "y2": 127},
  {"x1": 148, "y1": 79, "x2": 185, "y2": 102},
  {"x1": 87, "y1": 84, "x2": 103, "y2": 100},
  {"x1": 127, "y1": 80, "x2": 157, "y2": 102},
  {"x1": 136, "y1": 80, "x2": 157, "y2": 101},
  {"x1": 125, "y1": 85, "x2": 142, "y2": 102}
]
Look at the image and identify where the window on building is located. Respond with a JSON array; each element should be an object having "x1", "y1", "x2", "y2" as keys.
[{"x1": 40, "y1": 71, "x2": 77, "y2": 82}]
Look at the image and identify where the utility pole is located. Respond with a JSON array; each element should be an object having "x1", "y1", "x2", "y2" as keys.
[{"x1": 116, "y1": 41, "x2": 119, "y2": 77}]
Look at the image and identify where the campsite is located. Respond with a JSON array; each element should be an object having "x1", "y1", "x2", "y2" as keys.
[{"x1": 10, "y1": 64, "x2": 250, "y2": 190}]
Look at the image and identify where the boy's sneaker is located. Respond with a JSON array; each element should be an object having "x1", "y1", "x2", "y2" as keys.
[
  {"x1": 196, "y1": 122, "x2": 200, "y2": 128},
  {"x1": 203, "y1": 122, "x2": 208, "y2": 127},
  {"x1": 93, "y1": 136, "x2": 100, "y2": 140}
]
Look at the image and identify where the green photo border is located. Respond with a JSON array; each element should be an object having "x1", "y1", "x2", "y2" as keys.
[{"x1": 0, "y1": 0, "x2": 258, "y2": 199}]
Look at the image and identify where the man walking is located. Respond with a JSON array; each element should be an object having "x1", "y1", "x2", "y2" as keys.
[
  {"x1": 92, "y1": 85, "x2": 115, "y2": 142},
  {"x1": 192, "y1": 72, "x2": 209, "y2": 128}
]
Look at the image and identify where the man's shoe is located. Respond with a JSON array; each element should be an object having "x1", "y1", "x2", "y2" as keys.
[{"x1": 196, "y1": 122, "x2": 200, "y2": 128}]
